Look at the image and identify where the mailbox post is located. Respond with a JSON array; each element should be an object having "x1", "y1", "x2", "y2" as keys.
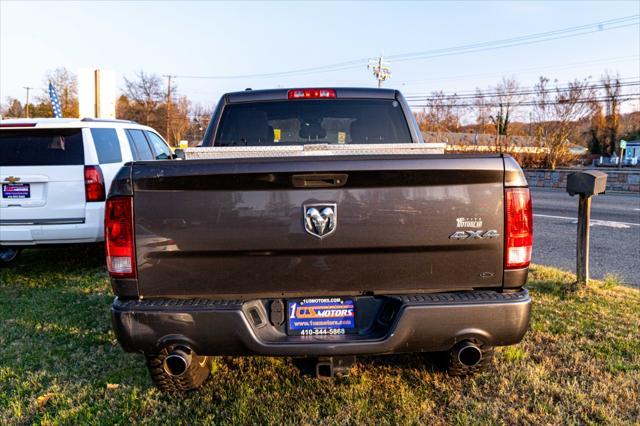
[{"x1": 566, "y1": 171, "x2": 608, "y2": 284}]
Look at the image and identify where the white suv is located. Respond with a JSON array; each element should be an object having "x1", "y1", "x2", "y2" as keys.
[{"x1": 0, "y1": 118, "x2": 174, "y2": 263}]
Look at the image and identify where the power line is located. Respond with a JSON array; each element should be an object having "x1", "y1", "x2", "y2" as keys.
[
  {"x1": 399, "y1": 56, "x2": 640, "y2": 88},
  {"x1": 169, "y1": 71, "x2": 640, "y2": 102},
  {"x1": 173, "y1": 58, "x2": 367, "y2": 80},
  {"x1": 168, "y1": 15, "x2": 639, "y2": 81},
  {"x1": 387, "y1": 16, "x2": 639, "y2": 63},
  {"x1": 405, "y1": 81, "x2": 640, "y2": 101},
  {"x1": 409, "y1": 94, "x2": 640, "y2": 109},
  {"x1": 389, "y1": 22, "x2": 637, "y2": 65}
]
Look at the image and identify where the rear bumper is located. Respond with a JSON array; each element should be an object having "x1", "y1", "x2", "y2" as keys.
[
  {"x1": 0, "y1": 203, "x2": 103, "y2": 245},
  {"x1": 112, "y1": 290, "x2": 531, "y2": 356}
]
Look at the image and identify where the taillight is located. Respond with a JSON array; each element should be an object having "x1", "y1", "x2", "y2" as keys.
[
  {"x1": 105, "y1": 196, "x2": 136, "y2": 278},
  {"x1": 288, "y1": 88, "x2": 336, "y2": 99},
  {"x1": 505, "y1": 187, "x2": 533, "y2": 269},
  {"x1": 84, "y1": 165, "x2": 105, "y2": 202}
]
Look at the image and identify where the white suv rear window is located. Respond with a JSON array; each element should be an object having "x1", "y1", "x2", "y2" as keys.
[
  {"x1": 91, "y1": 128, "x2": 122, "y2": 164},
  {"x1": 0, "y1": 129, "x2": 84, "y2": 166}
]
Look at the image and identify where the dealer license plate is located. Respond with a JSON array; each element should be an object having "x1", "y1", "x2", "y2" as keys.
[
  {"x1": 2, "y1": 183, "x2": 30, "y2": 199},
  {"x1": 287, "y1": 298, "x2": 356, "y2": 336}
]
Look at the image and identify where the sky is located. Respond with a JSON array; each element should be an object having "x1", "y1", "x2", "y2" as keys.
[{"x1": 1, "y1": 0, "x2": 639, "y2": 113}]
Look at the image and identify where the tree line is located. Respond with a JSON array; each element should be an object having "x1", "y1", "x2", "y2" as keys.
[
  {"x1": 2, "y1": 68, "x2": 638, "y2": 167},
  {"x1": 3, "y1": 68, "x2": 80, "y2": 119},
  {"x1": 0, "y1": 68, "x2": 212, "y2": 146},
  {"x1": 411, "y1": 74, "x2": 640, "y2": 168}
]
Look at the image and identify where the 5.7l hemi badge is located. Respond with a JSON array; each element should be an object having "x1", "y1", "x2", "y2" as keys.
[{"x1": 288, "y1": 298, "x2": 355, "y2": 335}]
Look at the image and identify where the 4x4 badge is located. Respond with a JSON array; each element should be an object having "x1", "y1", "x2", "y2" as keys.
[
  {"x1": 303, "y1": 204, "x2": 337, "y2": 239},
  {"x1": 449, "y1": 230, "x2": 499, "y2": 240}
]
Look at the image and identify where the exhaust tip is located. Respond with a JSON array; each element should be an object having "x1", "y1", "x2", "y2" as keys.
[
  {"x1": 456, "y1": 342, "x2": 482, "y2": 367},
  {"x1": 163, "y1": 347, "x2": 192, "y2": 377}
]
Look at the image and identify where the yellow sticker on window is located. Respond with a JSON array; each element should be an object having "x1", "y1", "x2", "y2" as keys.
[
  {"x1": 338, "y1": 131, "x2": 346, "y2": 144},
  {"x1": 273, "y1": 128, "x2": 281, "y2": 142}
]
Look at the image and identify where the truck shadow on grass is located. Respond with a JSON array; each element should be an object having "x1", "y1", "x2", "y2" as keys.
[
  {"x1": 0, "y1": 245, "x2": 448, "y2": 385},
  {"x1": 290, "y1": 352, "x2": 447, "y2": 379}
]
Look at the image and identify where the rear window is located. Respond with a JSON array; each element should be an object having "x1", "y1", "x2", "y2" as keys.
[
  {"x1": 91, "y1": 128, "x2": 122, "y2": 164},
  {"x1": 0, "y1": 129, "x2": 84, "y2": 166},
  {"x1": 214, "y1": 99, "x2": 412, "y2": 147}
]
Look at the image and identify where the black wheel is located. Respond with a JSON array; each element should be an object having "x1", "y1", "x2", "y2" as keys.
[
  {"x1": 146, "y1": 345, "x2": 212, "y2": 392},
  {"x1": 447, "y1": 341, "x2": 494, "y2": 376},
  {"x1": 0, "y1": 247, "x2": 21, "y2": 265}
]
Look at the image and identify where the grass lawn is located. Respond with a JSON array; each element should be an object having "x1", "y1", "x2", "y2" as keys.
[{"x1": 1, "y1": 245, "x2": 638, "y2": 425}]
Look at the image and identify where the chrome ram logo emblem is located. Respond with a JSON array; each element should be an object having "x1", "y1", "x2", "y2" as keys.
[{"x1": 304, "y1": 204, "x2": 337, "y2": 239}]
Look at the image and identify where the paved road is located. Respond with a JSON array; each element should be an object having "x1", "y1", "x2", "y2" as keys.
[{"x1": 531, "y1": 188, "x2": 640, "y2": 286}]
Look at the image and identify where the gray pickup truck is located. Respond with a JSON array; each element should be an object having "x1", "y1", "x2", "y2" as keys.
[{"x1": 107, "y1": 88, "x2": 532, "y2": 392}]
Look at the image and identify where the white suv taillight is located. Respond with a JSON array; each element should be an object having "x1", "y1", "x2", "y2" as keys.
[
  {"x1": 505, "y1": 187, "x2": 533, "y2": 269},
  {"x1": 84, "y1": 165, "x2": 105, "y2": 202},
  {"x1": 105, "y1": 196, "x2": 136, "y2": 278}
]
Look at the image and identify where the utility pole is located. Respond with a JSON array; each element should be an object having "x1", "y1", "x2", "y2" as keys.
[
  {"x1": 94, "y1": 69, "x2": 101, "y2": 118},
  {"x1": 23, "y1": 86, "x2": 33, "y2": 118},
  {"x1": 163, "y1": 75, "x2": 173, "y2": 144},
  {"x1": 368, "y1": 54, "x2": 391, "y2": 88}
]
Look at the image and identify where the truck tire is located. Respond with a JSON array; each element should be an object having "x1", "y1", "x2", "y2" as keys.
[
  {"x1": 447, "y1": 341, "x2": 494, "y2": 376},
  {"x1": 145, "y1": 346, "x2": 212, "y2": 392}
]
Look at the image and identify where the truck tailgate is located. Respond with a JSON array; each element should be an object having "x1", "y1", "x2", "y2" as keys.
[{"x1": 132, "y1": 155, "x2": 505, "y2": 298}]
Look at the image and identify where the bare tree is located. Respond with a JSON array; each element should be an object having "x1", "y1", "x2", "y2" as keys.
[
  {"x1": 473, "y1": 87, "x2": 490, "y2": 134},
  {"x1": 417, "y1": 91, "x2": 461, "y2": 134},
  {"x1": 587, "y1": 99, "x2": 606, "y2": 155},
  {"x1": 167, "y1": 95, "x2": 191, "y2": 143},
  {"x1": 533, "y1": 76, "x2": 594, "y2": 169},
  {"x1": 31, "y1": 67, "x2": 79, "y2": 117},
  {"x1": 122, "y1": 71, "x2": 166, "y2": 125},
  {"x1": 489, "y1": 77, "x2": 521, "y2": 149},
  {"x1": 188, "y1": 103, "x2": 214, "y2": 144},
  {"x1": 601, "y1": 72, "x2": 622, "y2": 156},
  {"x1": 619, "y1": 109, "x2": 640, "y2": 142},
  {"x1": 1, "y1": 98, "x2": 24, "y2": 118}
]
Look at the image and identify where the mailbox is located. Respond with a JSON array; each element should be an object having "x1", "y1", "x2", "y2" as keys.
[{"x1": 566, "y1": 170, "x2": 607, "y2": 197}]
